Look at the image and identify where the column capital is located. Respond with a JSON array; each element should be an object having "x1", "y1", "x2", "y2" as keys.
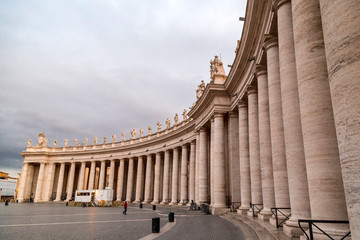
[
  {"x1": 273, "y1": 0, "x2": 290, "y2": 11},
  {"x1": 246, "y1": 85, "x2": 257, "y2": 95},
  {"x1": 263, "y1": 34, "x2": 278, "y2": 51},
  {"x1": 199, "y1": 127, "x2": 207, "y2": 133},
  {"x1": 182, "y1": 144, "x2": 188, "y2": 149},
  {"x1": 238, "y1": 100, "x2": 248, "y2": 108},
  {"x1": 213, "y1": 112, "x2": 225, "y2": 119},
  {"x1": 190, "y1": 140, "x2": 196, "y2": 146},
  {"x1": 229, "y1": 111, "x2": 239, "y2": 118},
  {"x1": 255, "y1": 65, "x2": 267, "y2": 78}
]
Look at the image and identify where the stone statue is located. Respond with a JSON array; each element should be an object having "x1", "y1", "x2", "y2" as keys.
[
  {"x1": 140, "y1": 128, "x2": 144, "y2": 138},
  {"x1": 122, "y1": 132, "x2": 125, "y2": 142},
  {"x1": 84, "y1": 138, "x2": 88, "y2": 147},
  {"x1": 93, "y1": 136, "x2": 97, "y2": 145},
  {"x1": 196, "y1": 80, "x2": 206, "y2": 99},
  {"x1": 131, "y1": 129, "x2": 136, "y2": 139},
  {"x1": 148, "y1": 126, "x2": 152, "y2": 135},
  {"x1": 27, "y1": 139, "x2": 31, "y2": 148},
  {"x1": 37, "y1": 133, "x2": 47, "y2": 147},
  {"x1": 103, "y1": 136, "x2": 107, "y2": 144},
  {"x1": 64, "y1": 139, "x2": 68, "y2": 147},
  {"x1": 112, "y1": 133, "x2": 116, "y2": 143},
  {"x1": 210, "y1": 55, "x2": 226, "y2": 84},
  {"x1": 166, "y1": 118, "x2": 171, "y2": 129},
  {"x1": 157, "y1": 122, "x2": 162, "y2": 132},
  {"x1": 183, "y1": 109, "x2": 188, "y2": 121},
  {"x1": 174, "y1": 113, "x2": 179, "y2": 125},
  {"x1": 74, "y1": 138, "x2": 78, "y2": 147},
  {"x1": 53, "y1": 140, "x2": 57, "y2": 147}
]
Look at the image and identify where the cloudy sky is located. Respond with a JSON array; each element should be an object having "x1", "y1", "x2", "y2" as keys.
[{"x1": 0, "y1": 0, "x2": 246, "y2": 177}]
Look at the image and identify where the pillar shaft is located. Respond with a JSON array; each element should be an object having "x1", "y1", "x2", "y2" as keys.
[
  {"x1": 319, "y1": 0, "x2": 360, "y2": 237},
  {"x1": 161, "y1": 150, "x2": 170, "y2": 204},
  {"x1": 247, "y1": 87, "x2": 262, "y2": 206},
  {"x1": 126, "y1": 158, "x2": 135, "y2": 202},
  {"x1": 55, "y1": 163, "x2": 65, "y2": 201},
  {"x1": 238, "y1": 101, "x2": 251, "y2": 212},
  {"x1": 143, "y1": 155, "x2": 153, "y2": 203},
  {"x1": 264, "y1": 36, "x2": 290, "y2": 209},
  {"x1": 77, "y1": 162, "x2": 86, "y2": 191},
  {"x1": 213, "y1": 113, "x2": 227, "y2": 208},
  {"x1": 98, "y1": 161, "x2": 106, "y2": 190},
  {"x1": 108, "y1": 160, "x2": 115, "y2": 189},
  {"x1": 195, "y1": 132, "x2": 200, "y2": 203},
  {"x1": 256, "y1": 68, "x2": 275, "y2": 218},
  {"x1": 34, "y1": 163, "x2": 45, "y2": 202},
  {"x1": 135, "y1": 156, "x2": 144, "y2": 203},
  {"x1": 44, "y1": 163, "x2": 56, "y2": 201},
  {"x1": 170, "y1": 148, "x2": 179, "y2": 205},
  {"x1": 180, "y1": 144, "x2": 188, "y2": 204},
  {"x1": 116, "y1": 159, "x2": 125, "y2": 201},
  {"x1": 152, "y1": 153, "x2": 161, "y2": 204},
  {"x1": 275, "y1": 0, "x2": 311, "y2": 229},
  {"x1": 228, "y1": 112, "x2": 240, "y2": 203},
  {"x1": 189, "y1": 141, "x2": 196, "y2": 203},
  {"x1": 210, "y1": 118, "x2": 215, "y2": 206},
  {"x1": 65, "y1": 162, "x2": 75, "y2": 201},
  {"x1": 199, "y1": 128, "x2": 209, "y2": 203},
  {"x1": 17, "y1": 163, "x2": 29, "y2": 202},
  {"x1": 88, "y1": 161, "x2": 96, "y2": 190},
  {"x1": 292, "y1": 0, "x2": 347, "y2": 220}
]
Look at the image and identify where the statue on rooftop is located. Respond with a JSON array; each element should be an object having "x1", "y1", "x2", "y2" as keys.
[
  {"x1": 27, "y1": 139, "x2": 31, "y2": 148},
  {"x1": 64, "y1": 139, "x2": 68, "y2": 147},
  {"x1": 210, "y1": 55, "x2": 226, "y2": 84},
  {"x1": 93, "y1": 136, "x2": 97, "y2": 145},
  {"x1": 148, "y1": 126, "x2": 152, "y2": 135},
  {"x1": 174, "y1": 113, "x2": 179, "y2": 125},
  {"x1": 112, "y1": 134, "x2": 116, "y2": 143},
  {"x1": 196, "y1": 80, "x2": 206, "y2": 99},
  {"x1": 166, "y1": 118, "x2": 171, "y2": 129},
  {"x1": 53, "y1": 140, "x2": 57, "y2": 147},
  {"x1": 157, "y1": 122, "x2": 162, "y2": 132},
  {"x1": 140, "y1": 128, "x2": 144, "y2": 138},
  {"x1": 84, "y1": 138, "x2": 88, "y2": 146},
  {"x1": 131, "y1": 129, "x2": 136, "y2": 139},
  {"x1": 37, "y1": 133, "x2": 47, "y2": 147},
  {"x1": 122, "y1": 132, "x2": 125, "y2": 142},
  {"x1": 103, "y1": 136, "x2": 107, "y2": 144},
  {"x1": 74, "y1": 138, "x2": 78, "y2": 147},
  {"x1": 183, "y1": 109, "x2": 188, "y2": 121}
]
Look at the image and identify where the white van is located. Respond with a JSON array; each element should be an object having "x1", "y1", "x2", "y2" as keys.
[{"x1": 75, "y1": 190, "x2": 95, "y2": 202}]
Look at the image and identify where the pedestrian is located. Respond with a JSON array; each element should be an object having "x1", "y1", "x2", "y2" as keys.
[
  {"x1": 189, "y1": 200, "x2": 195, "y2": 211},
  {"x1": 123, "y1": 200, "x2": 127, "y2": 215},
  {"x1": 5, "y1": 199, "x2": 10, "y2": 206}
]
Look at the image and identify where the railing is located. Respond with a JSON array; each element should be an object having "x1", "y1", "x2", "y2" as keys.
[
  {"x1": 271, "y1": 207, "x2": 291, "y2": 228},
  {"x1": 250, "y1": 203, "x2": 263, "y2": 217},
  {"x1": 230, "y1": 202, "x2": 241, "y2": 212},
  {"x1": 298, "y1": 219, "x2": 351, "y2": 240}
]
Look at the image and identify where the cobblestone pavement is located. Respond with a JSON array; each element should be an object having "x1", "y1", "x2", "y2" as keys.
[{"x1": 0, "y1": 202, "x2": 245, "y2": 240}]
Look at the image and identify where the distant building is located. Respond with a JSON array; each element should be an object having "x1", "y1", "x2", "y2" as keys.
[{"x1": 0, "y1": 171, "x2": 20, "y2": 200}]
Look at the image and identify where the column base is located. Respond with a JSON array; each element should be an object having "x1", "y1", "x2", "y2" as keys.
[
  {"x1": 258, "y1": 209, "x2": 273, "y2": 222},
  {"x1": 210, "y1": 206, "x2": 229, "y2": 215},
  {"x1": 54, "y1": 199, "x2": 61, "y2": 202},
  {"x1": 133, "y1": 200, "x2": 140, "y2": 204},
  {"x1": 283, "y1": 220, "x2": 306, "y2": 239},
  {"x1": 237, "y1": 207, "x2": 250, "y2": 215},
  {"x1": 247, "y1": 208, "x2": 254, "y2": 217},
  {"x1": 17, "y1": 199, "x2": 25, "y2": 203},
  {"x1": 177, "y1": 202, "x2": 186, "y2": 206},
  {"x1": 142, "y1": 200, "x2": 151, "y2": 204},
  {"x1": 169, "y1": 201, "x2": 178, "y2": 205},
  {"x1": 34, "y1": 199, "x2": 43, "y2": 203},
  {"x1": 151, "y1": 201, "x2": 159, "y2": 205},
  {"x1": 160, "y1": 201, "x2": 168, "y2": 205}
]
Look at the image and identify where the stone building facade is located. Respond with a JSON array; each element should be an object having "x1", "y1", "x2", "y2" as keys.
[{"x1": 17, "y1": 0, "x2": 359, "y2": 238}]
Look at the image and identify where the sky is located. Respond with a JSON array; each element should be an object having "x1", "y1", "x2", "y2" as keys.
[{"x1": 0, "y1": 0, "x2": 246, "y2": 177}]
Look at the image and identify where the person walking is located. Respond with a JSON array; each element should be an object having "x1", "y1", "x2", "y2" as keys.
[{"x1": 123, "y1": 201, "x2": 127, "y2": 215}]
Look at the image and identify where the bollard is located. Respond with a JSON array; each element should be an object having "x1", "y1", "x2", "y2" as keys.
[
  {"x1": 82, "y1": 202, "x2": 86, "y2": 207},
  {"x1": 152, "y1": 217, "x2": 160, "y2": 233},
  {"x1": 140, "y1": 203, "x2": 143, "y2": 209},
  {"x1": 168, "y1": 212, "x2": 174, "y2": 222},
  {"x1": 152, "y1": 205, "x2": 156, "y2": 211},
  {"x1": 66, "y1": 202, "x2": 68, "y2": 206}
]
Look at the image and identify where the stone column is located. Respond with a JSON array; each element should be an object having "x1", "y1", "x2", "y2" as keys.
[
  {"x1": 180, "y1": 144, "x2": 188, "y2": 205},
  {"x1": 237, "y1": 101, "x2": 251, "y2": 215},
  {"x1": 228, "y1": 112, "x2": 240, "y2": 203},
  {"x1": 213, "y1": 112, "x2": 227, "y2": 209},
  {"x1": 65, "y1": 162, "x2": 75, "y2": 201},
  {"x1": 126, "y1": 158, "x2": 135, "y2": 202},
  {"x1": 210, "y1": 118, "x2": 215, "y2": 206},
  {"x1": 143, "y1": 154, "x2": 153, "y2": 203},
  {"x1": 264, "y1": 36, "x2": 290, "y2": 214},
  {"x1": 247, "y1": 86, "x2": 262, "y2": 214},
  {"x1": 108, "y1": 160, "x2": 115, "y2": 189},
  {"x1": 195, "y1": 132, "x2": 200, "y2": 203},
  {"x1": 44, "y1": 163, "x2": 56, "y2": 201},
  {"x1": 17, "y1": 162, "x2": 29, "y2": 202},
  {"x1": 189, "y1": 141, "x2": 196, "y2": 203},
  {"x1": 274, "y1": 0, "x2": 311, "y2": 236},
  {"x1": 88, "y1": 161, "x2": 96, "y2": 190},
  {"x1": 292, "y1": 0, "x2": 348, "y2": 227},
  {"x1": 55, "y1": 163, "x2": 65, "y2": 201},
  {"x1": 170, "y1": 148, "x2": 179, "y2": 205},
  {"x1": 319, "y1": 1, "x2": 360, "y2": 237},
  {"x1": 98, "y1": 161, "x2": 106, "y2": 190},
  {"x1": 161, "y1": 150, "x2": 170, "y2": 204},
  {"x1": 199, "y1": 127, "x2": 209, "y2": 203},
  {"x1": 77, "y1": 162, "x2": 86, "y2": 191},
  {"x1": 24, "y1": 165, "x2": 35, "y2": 200},
  {"x1": 134, "y1": 156, "x2": 144, "y2": 203},
  {"x1": 256, "y1": 67, "x2": 276, "y2": 221},
  {"x1": 152, "y1": 153, "x2": 161, "y2": 204},
  {"x1": 116, "y1": 159, "x2": 125, "y2": 201},
  {"x1": 34, "y1": 162, "x2": 45, "y2": 202}
]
